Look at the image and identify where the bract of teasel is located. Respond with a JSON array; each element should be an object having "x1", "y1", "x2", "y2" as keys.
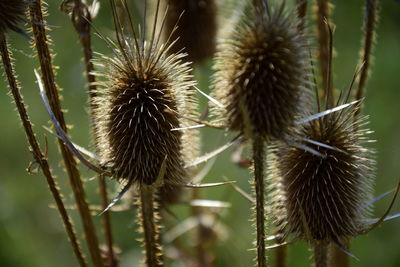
[
  {"x1": 268, "y1": 101, "x2": 376, "y2": 244},
  {"x1": 0, "y1": 0, "x2": 27, "y2": 36},
  {"x1": 90, "y1": 4, "x2": 199, "y2": 188},
  {"x1": 211, "y1": 0, "x2": 312, "y2": 140}
]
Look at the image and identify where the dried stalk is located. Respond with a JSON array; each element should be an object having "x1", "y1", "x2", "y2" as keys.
[
  {"x1": 0, "y1": 34, "x2": 86, "y2": 267},
  {"x1": 313, "y1": 241, "x2": 329, "y2": 267},
  {"x1": 253, "y1": 135, "x2": 267, "y2": 267},
  {"x1": 64, "y1": 1, "x2": 116, "y2": 265},
  {"x1": 28, "y1": 1, "x2": 104, "y2": 266},
  {"x1": 329, "y1": 242, "x2": 348, "y2": 267},
  {"x1": 356, "y1": 0, "x2": 379, "y2": 103},
  {"x1": 315, "y1": 0, "x2": 333, "y2": 107},
  {"x1": 274, "y1": 244, "x2": 287, "y2": 267},
  {"x1": 139, "y1": 186, "x2": 163, "y2": 267}
]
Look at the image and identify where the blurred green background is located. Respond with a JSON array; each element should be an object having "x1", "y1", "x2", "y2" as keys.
[{"x1": 0, "y1": 0, "x2": 399, "y2": 266}]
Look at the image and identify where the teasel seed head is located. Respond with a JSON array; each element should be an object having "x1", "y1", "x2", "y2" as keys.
[
  {"x1": 92, "y1": 33, "x2": 197, "y2": 186},
  {"x1": 162, "y1": 0, "x2": 217, "y2": 64},
  {"x1": 0, "y1": 0, "x2": 26, "y2": 36},
  {"x1": 212, "y1": 1, "x2": 311, "y2": 139},
  {"x1": 269, "y1": 104, "x2": 375, "y2": 242}
]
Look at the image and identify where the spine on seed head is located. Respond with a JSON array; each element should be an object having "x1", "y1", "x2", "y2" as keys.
[
  {"x1": 268, "y1": 104, "x2": 375, "y2": 243},
  {"x1": 212, "y1": 1, "x2": 311, "y2": 139},
  {"x1": 0, "y1": 0, "x2": 26, "y2": 36}
]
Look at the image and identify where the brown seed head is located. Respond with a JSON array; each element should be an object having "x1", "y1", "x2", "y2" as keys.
[
  {"x1": 93, "y1": 39, "x2": 197, "y2": 186},
  {"x1": 212, "y1": 2, "x2": 311, "y2": 139},
  {"x1": 163, "y1": 0, "x2": 217, "y2": 63},
  {"x1": 269, "y1": 105, "x2": 375, "y2": 242},
  {"x1": 0, "y1": 0, "x2": 26, "y2": 35}
]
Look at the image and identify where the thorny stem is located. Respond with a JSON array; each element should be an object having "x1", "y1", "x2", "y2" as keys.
[
  {"x1": 313, "y1": 241, "x2": 329, "y2": 267},
  {"x1": 274, "y1": 245, "x2": 287, "y2": 267},
  {"x1": 0, "y1": 34, "x2": 87, "y2": 267},
  {"x1": 329, "y1": 242, "x2": 349, "y2": 267},
  {"x1": 253, "y1": 135, "x2": 267, "y2": 267},
  {"x1": 65, "y1": 1, "x2": 117, "y2": 265},
  {"x1": 140, "y1": 186, "x2": 163, "y2": 267},
  {"x1": 28, "y1": 1, "x2": 104, "y2": 266},
  {"x1": 356, "y1": 0, "x2": 379, "y2": 113},
  {"x1": 315, "y1": 0, "x2": 333, "y2": 107}
]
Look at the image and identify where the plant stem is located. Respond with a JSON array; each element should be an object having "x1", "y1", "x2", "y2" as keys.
[
  {"x1": 140, "y1": 186, "x2": 163, "y2": 267},
  {"x1": 253, "y1": 135, "x2": 267, "y2": 267},
  {"x1": 0, "y1": 34, "x2": 87, "y2": 267},
  {"x1": 314, "y1": 241, "x2": 329, "y2": 267},
  {"x1": 329, "y1": 241, "x2": 349, "y2": 267},
  {"x1": 29, "y1": 1, "x2": 104, "y2": 266},
  {"x1": 274, "y1": 245, "x2": 287, "y2": 267},
  {"x1": 356, "y1": 0, "x2": 379, "y2": 107},
  {"x1": 65, "y1": 1, "x2": 117, "y2": 264}
]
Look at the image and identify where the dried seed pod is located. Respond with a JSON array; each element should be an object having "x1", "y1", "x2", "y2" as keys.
[
  {"x1": 269, "y1": 104, "x2": 375, "y2": 242},
  {"x1": 162, "y1": 0, "x2": 217, "y2": 63},
  {"x1": 212, "y1": 2, "x2": 311, "y2": 139},
  {"x1": 92, "y1": 28, "x2": 197, "y2": 187},
  {"x1": 0, "y1": 0, "x2": 26, "y2": 35}
]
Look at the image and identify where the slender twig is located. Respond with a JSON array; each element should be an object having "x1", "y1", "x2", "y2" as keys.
[
  {"x1": 313, "y1": 241, "x2": 329, "y2": 267},
  {"x1": 28, "y1": 1, "x2": 104, "y2": 266},
  {"x1": 139, "y1": 186, "x2": 163, "y2": 267},
  {"x1": 65, "y1": 1, "x2": 116, "y2": 265},
  {"x1": 356, "y1": 0, "x2": 379, "y2": 111},
  {"x1": 253, "y1": 135, "x2": 267, "y2": 267},
  {"x1": 315, "y1": 0, "x2": 333, "y2": 106},
  {"x1": 0, "y1": 34, "x2": 87, "y2": 267}
]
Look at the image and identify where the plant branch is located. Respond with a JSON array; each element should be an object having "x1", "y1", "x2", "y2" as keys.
[
  {"x1": 28, "y1": 1, "x2": 104, "y2": 266},
  {"x1": 0, "y1": 34, "x2": 87, "y2": 267}
]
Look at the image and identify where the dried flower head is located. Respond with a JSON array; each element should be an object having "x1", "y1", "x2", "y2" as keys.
[
  {"x1": 163, "y1": 0, "x2": 217, "y2": 63},
  {"x1": 92, "y1": 5, "x2": 197, "y2": 186},
  {"x1": 269, "y1": 103, "x2": 375, "y2": 242},
  {"x1": 0, "y1": 0, "x2": 26, "y2": 35},
  {"x1": 212, "y1": 2, "x2": 310, "y2": 139}
]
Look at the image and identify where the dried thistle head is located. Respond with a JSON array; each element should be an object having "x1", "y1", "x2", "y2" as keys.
[
  {"x1": 92, "y1": 2, "x2": 198, "y2": 186},
  {"x1": 162, "y1": 0, "x2": 217, "y2": 63},
  {"x1": 212, "y1": 1, "x2": 311, "y2": 139},
  {"x1": 269, "y1": 104, "x2": 375, "y2": 242},
  {"x1": 0, "y1": 0, "x2": 26, "y2": 35}
]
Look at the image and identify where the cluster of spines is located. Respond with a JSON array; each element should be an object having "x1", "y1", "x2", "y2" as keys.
[
  {"x1": 212, "y1": 1, "x2": 311, "y2": 139},
  {"x1": 0, "y1": 0, "x2": 26, "y2": 36},
  {"x1": 92, "y1": 28, "x2": 198, "y2": 185},
  {"x1": 269, "y1": 104, "x2": 375, "y2": 243}
]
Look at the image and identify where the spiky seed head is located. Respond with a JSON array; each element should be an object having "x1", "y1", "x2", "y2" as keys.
[
  {"x1": 212, "y1": 3, "x2": 310, "y2": 139},
  {"x1": 93, "y1": 38, "x2": 197, "y2": 186},
  {"x1": 0, "y1": 0, "x2": 26, "y2": 35},
  {"x1": 269, "y1": 105, "x2": 375, "y2": 242},
  {"x1": 162, "y1": 0, "x2": 217, "y2": 64}
]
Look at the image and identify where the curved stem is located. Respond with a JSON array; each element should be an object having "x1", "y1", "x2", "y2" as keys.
[
  {"x1": 0, "y1": 34, "x2": 87, "y2": 267},
  {"x1": 253, "y1": 135, "x2": 267, "y2": 267}
]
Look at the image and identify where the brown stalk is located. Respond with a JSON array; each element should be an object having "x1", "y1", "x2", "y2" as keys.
[
  {"x1": 315, "y1": 0, "x2": 333, "y2": 107},
  {"x1": 355, "y1": 0, "x2": 379, "y2": 106},
  {"x1": 139, "y1": 186, "x2": 163, "y2": 267},
  {"x1": 296, "y1": 0, "x2": 308, "y2": 29},
  {"x1": 253, "y1": 135, "x2": 267, "y2": 267},
  {"x1": 0, "y1": 34, "x2": 87, "y2": 267},
  {"x1": 274, "y1": 244, "x2": 287, "y2": 267},
  {"x1": 28, "y1": 1, "x2": 104, "y2": 266},
  {"x1": 313, "y1": 241, "x2": 329, "y2": 267},
  {"x1": 329, "y1": 242, "x2": 349, "y2": 267},
  {"x1": 64, "y1": 1, "x2": 117, "y2": 265}
]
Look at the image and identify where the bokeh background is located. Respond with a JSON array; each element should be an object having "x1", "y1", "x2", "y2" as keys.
[{"x1": 0, "y1": 0, "x2": 399, "y2": 266}]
